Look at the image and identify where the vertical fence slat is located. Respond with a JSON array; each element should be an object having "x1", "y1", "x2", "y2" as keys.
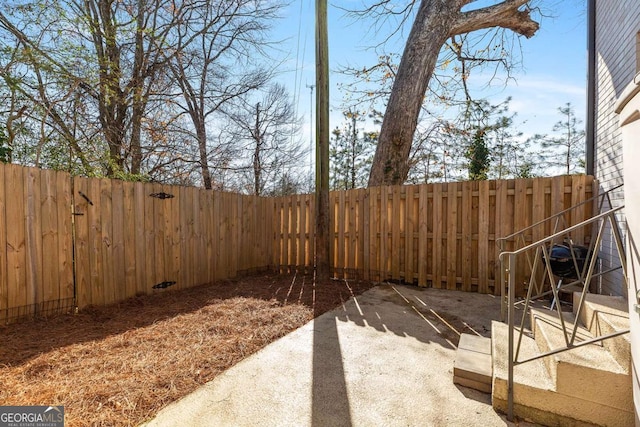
[
  {"x1": 513, "y1": 178, "x2": 529, "y2": 296},
  {"x1": 88, "y1": 177, "x2": 103, "y2": 305},
  {"x1": 0, "y1": 165, "x2": 6, "y2": 322},
  {"x1": 24, "y1": 167, "x2": 41, "y2": 314},
  {"x1": 461, "y1": 181, "x2": 472, "y2": 292},
  {"x1": 167, "y1": 185, "x2": 180, "y2": 287},
  {"x1": 111, "y1": 180, "x2": 126, "y2": 302},
  {"x1": 294, "y1": 195, "x2": 303, "y2": 271},
  {"x1": 204, "y1": 191, "x2": 214, "y2": 282},
  {"x1": 122, "y1": 181, "x2": 136, "y2": 299},
  {"x1": 180, "y1": 186, "x2": 189, "y2": 286},
  {"x1": 447, "y1": 183, "x2": 458, "y2": 290},
  {"x1": 478, "y1": 180, "x2": 490, "y2": 294},
  {"x1": 74, "y1": 177, "x2": 90, "y2": 308},
  {"x1": 189, "y1": 187, "x2": 198, "y2": 285},
  {"x1": 356, "y1": 189, "x2": 365, "y2": 278},
  {"x1": 381, "y1": 186, "x2": 390, "y2": 280},
  {"x1": 531, "y1": 177, "x2": 546, "y2": 247},
  {"x1": 571, "y1": 174, "x2": 587, "y2": 245},
  {"x1": 55, "y1": 171, "x2": 73, "y2": 305},
  {"x1": 100, "y1": 179, "x2": 114, "y2": 304},
  {"x1": 432, "y1": 183, "x2": 442, "y2": 288},
  {"x1": 193, "y1": 187, "x2": 200, "y2": 284},
  {"x1": 404, "y1": 186, "x2": 414, "y2": 284},
  {"x1": 369, "y1": 187, "x2": 380, "y2": 281},
  {"x1": 495, "y1": 178, "x2": 510, "y2": 296},
  {"x1": 6, "y1": 165, "x2": 26, "y2": 315},
  {"x1": 213, "y1": 191, "x2": 222, "y2": 281},
  {"x1": 133, "y1": 182, "x2": 147, "y2": 296},
  {"x1": 336, "y1": 191, "x2": 344, "y2": 277},
  {"x1": 418, "y1": 184, "x2": 428, "y2": 287},
  {"x1": 144, "y1": 184, "x2": 156, "y2": 296},
  {"x1": 290, "y1": 195, "x2": 298, "y2": 271},
  {"x1": 391, "y1": 186, "x2": 401, "y2": 281},
  {"x1": 348, "y1": 190, "x2": 357, "y2": 278},
  {"x1": 230, "y1": 192, "x2": 238, "y2": 277},
  {"x1": 41, "y1": 171, "x2": 58, "y2": 306},
  {"x1": 183, "y1": 187, "x2": 195, "y2": 285},
  {"x1": 552, "y1": 176, "x2": 566, "y2": 232}
]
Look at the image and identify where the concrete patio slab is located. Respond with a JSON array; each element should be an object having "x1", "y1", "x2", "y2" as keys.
[{"x1": 142, "y1": 283, "x2": 536, "y2": 427}]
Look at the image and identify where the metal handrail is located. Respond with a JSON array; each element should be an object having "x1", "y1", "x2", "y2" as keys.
[
  {"x1": 498, "y1": 202, "x2": 628, "y2": 422},
  {"x1": 496, "y1": 184, "x2": 624, "y2": 321}
]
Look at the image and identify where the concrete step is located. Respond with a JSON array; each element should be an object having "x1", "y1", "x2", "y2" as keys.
[
  {"x1": 453, "y1": 333, "x2": 492, "y2": 393},
  {"x1": 530, "y1": 308, "x2": 632, "y2": 414},
  {"x1": 574, "y1": 292, "x2": 630, "y2": 370},
  {"x1": 491, "y1": 321, "x2": 633, "y2": 426}
]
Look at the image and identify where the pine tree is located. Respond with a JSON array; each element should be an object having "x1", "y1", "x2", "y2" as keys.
[
  {"x1": 537, "y1": 103, "x2": 586, "y2": 175},
  {"x1": 330, "y1": 110, "x2": 376, "y2": 190}
]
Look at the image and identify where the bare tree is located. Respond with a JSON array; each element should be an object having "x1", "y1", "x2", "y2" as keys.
[
  {"x1": 221, "y1": 83, "x2": 305, "y2": 196},
  {"x1": 364, "y1": 0, "x2": 539, "y2": 186},
  {"x1": 166, "y1": 0, "x2": 282, "y2": 189},
  {"x1": 0, "y1": 0, "x2": 286, "y2": 183},
  {"x1": 0, "y1": 0, "x2": 190, "y2": 176}
]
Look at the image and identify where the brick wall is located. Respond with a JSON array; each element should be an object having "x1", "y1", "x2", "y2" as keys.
[{"x1": 594, "y1": 1, "x2": 640, "y2": 296}]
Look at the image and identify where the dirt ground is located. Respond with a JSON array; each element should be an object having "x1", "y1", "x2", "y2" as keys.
[{"x1": 0, "y1": 272, "x2": 375, "y2": 427}]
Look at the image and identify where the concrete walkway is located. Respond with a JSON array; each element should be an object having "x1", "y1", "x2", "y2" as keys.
[{"x1": 142, "y1": 284, "x2": 532, "y2": 427}]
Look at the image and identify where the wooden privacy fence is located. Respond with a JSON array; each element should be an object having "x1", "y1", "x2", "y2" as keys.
[
  {"x1": 0, "y1": 163, "x2": 273, "y2": 323},
  {"x1": 0, "y1": 161, "x2": 595, "y2": 323},
  {"x1": 273, "y1": 175, "x2": 596, "y2": 295}
]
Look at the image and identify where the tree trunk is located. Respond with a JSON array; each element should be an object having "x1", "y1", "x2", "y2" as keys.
[
  {"x1": 130, "y1": 0, "x2": 146, "y2": 176},
  {"x1": 196, "y1": 121, "x2": 212, "y2": 190},
  {"x1": 253, "y1": 102, "x2": 262, "y2": 196},
  {"x1": 368, "y1": 0, "x2": 539, "y2": 187},
  {"x1": 369, "y1": 0, "x2": 457, "y2": 186}
]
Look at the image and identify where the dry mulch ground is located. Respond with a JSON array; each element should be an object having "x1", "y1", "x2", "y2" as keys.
[{"x1": 0, "y1": 272, "x2": 375, "y2": 426}]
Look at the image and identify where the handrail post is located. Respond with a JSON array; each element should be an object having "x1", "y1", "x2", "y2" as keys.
[
  {"x1": 501, "y1": 253, "x2": 507, "y2": 322},
  {"x1": 507, "y1": 252, "x2": 515, "y2": 421}
]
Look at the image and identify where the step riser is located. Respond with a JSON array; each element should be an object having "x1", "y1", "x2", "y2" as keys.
[
  {"x1": 492, "y1": 379, "x2": 633, "y2": 427},
  {"x1": 492, "y1": 319, "x2": 633, "y2": 426},
  {"x1": 531, "y1": 310, "x2": 631, "y2": 410},
  {"x1": 575, "y1": 293, "x2": 630, "y2": 370},
  {"x1": 555, "y1": 361, "x2": 632, "y2": 411}
]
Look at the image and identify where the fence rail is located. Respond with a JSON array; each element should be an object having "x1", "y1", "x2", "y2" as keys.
[{"x1": 0, "y1": 162, "x2": 596, "y2": 323}]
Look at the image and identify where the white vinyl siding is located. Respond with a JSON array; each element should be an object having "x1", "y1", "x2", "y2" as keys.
[{"x1": 594, "y1": 1, "x2": 640, "y2": 296}]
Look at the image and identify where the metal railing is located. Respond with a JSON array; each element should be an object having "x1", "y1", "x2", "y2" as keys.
[{"x1": 497, "y1": 184, "x2": 629, "y2": 421}]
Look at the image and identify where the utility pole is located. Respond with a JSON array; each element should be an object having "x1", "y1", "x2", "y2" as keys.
[
  {"x1": 306, "y1": 84, "x2": 315, "y2": 179},
  {"x1": 315, "y1": 0, "x2": 330, "y2": 281}
]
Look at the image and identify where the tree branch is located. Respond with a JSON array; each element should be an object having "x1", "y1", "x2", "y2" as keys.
[{"x1": 450, "y1": 0, "x2": 539, "y2": 38}]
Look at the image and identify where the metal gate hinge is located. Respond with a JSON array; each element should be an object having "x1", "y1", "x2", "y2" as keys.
[
  {"x1": 78, "y1": 191, "x2": 94, "y2": 205},
  {"x1": 150, "y1": 192, "x2": 174, "y2": 199},
  {"x1": 153, "y1": 281, "x2": 176, "y2": 289}
]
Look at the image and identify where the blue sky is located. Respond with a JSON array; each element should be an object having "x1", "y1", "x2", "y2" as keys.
[{"x1": 271, "y1": 0, "x2": 587, "y2": 167}]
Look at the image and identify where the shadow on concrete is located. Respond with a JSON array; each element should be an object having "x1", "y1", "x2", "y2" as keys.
[
  {"x1": 309, "y1": 278, "x2": 503, "y2": 427},
  {"x1": 312, "y1": 306, "x2": 353, "y2": 427}
]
